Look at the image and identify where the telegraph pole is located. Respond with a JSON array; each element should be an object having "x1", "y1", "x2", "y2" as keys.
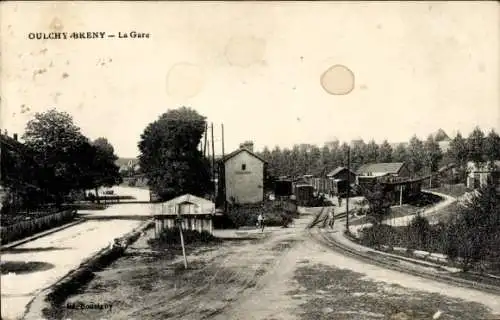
[
  {"x1": 221, "y1": 123, "x2": 226, "y2": 209},
  {"x1": 346, "y1": 146, "x2": 350, "y2": 233},
  {"x1": 211, "y1": 123, "x2": 216, "y2": 201},
  {"x1": 221, "y1": 123, "x2": 225, "y2": 158},
  {"x1": 176, "y1": 205, "x2": 188, "y2": 269},
  {"x1": 203, "y1": 123, "x2": 208, "y2": 157}
]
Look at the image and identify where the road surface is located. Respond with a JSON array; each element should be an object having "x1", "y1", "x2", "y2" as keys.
[
  {"x1": 1, "y1": 186, "x2": 156, "y2": 320},
  {"x1": 349, "y1": 190, "x2": 458, "y2": 236}
]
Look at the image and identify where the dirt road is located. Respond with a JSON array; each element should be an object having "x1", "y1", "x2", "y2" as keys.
[{"x1": 60, "y1": 207, "x2": 500, "y2": 320}]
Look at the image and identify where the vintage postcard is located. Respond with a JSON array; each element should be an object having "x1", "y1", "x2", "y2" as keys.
[{"x1": 1, "y1": 1, "x2": 499, "y2": 320}]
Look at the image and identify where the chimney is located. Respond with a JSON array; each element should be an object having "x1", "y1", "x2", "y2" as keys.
[
  {"x1": 240, "y1": 141, "x2": 254, "y2": 152},
  {"x1": 13, "y1": 133, "x2": 18, "y2": 141}
]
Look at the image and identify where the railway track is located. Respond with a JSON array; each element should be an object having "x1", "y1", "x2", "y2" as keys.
[{"x1": 307, "y1": 208, "x2": 500, "y2": 296}]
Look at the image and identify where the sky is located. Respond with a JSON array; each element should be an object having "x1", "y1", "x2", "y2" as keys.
[{"x1": 1, "y1": 1, "x2": 499, "y2": 158}]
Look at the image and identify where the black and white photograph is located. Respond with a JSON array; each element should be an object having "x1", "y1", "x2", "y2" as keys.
[{"x1": 1, "y1": 1, "x2": 499, "y2": 319}]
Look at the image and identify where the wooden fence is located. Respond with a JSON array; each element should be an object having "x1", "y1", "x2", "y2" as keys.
[{"x1": 1, "y1": 209, "x2": 77, "y2": 245}]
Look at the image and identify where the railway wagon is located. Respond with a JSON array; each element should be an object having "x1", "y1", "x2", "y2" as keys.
[{"x1": 294, "y1": 184, "x2": 314, "y2": 206}]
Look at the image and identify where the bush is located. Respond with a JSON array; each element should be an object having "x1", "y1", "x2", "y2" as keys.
[
  {"x1": 149, "y1": 229, "x2": 219, "y2": 247},
  {"x1": 407, "y1": 214, "x2": 431, "y2": 250},
  {"x1": 444, "y1": 182, "x2": 500, "y2": 272},
  {"x1": 359, "y1": 224, "x2": 397, "y2": 249},
  {"x1": 225, "y1": 201, "x2": 298, "y2": 228}
]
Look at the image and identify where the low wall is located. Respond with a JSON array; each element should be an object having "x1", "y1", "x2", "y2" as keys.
[{"x1": 0, "y1": 209, "x2": 77, "y2": 245}]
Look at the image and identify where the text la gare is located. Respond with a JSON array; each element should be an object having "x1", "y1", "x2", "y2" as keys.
[{"x1": 118, "y1": 31, "x2": 150, "y2": 39}]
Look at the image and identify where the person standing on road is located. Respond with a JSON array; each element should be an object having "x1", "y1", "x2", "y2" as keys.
[
  {"x1": 328, "y1": 207, "x2": 335, "y2": 229},
  {"x1": 257, "y1": 213, "x2": 264, "y2": 231}
]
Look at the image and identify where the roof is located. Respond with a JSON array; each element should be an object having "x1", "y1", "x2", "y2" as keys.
[
  {"x1": 434, "y1": 129, "x2": 451, "y2": 142},
  {"x1": 327, "y1": 166, "x2": 356, "y2": 177},
  {"x1": 221, "y1": 147, "x2": 267, "y2": 163},
  {"x1": 357, "y1": 162, "x2": 406, "y2": 175},
  {"x1": 159, "y1": 194, "x2": 215, "y2": 215}
]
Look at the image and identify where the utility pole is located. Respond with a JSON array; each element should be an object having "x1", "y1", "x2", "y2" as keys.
[
  {"x1": 346, "y1": 146, "x2": 350, "y2": 233},
  {"x1": 203, "y1": 123, "x2": 208, "y2": 157},
  {"x1": 221, "y1": 123, "x2": 225, "y2": 158},
  {"x1": 221, "y1": 123, "x2": 226, "y2": 209},
  {"x1": 211, "y1": 123, "x2": 216, "y2": 201},
  {"x1": 176, "y1": 205, "x2": 188, "y2": 269}
]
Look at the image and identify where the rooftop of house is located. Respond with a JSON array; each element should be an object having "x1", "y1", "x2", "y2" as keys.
[
  {"x1": 221, "y1": 147, "x2": 267, "y2": 163},
  {"x1": 357, "y1": 162, "x2": 406, "y2": 175},
  {"x1": 327, "y1": 166, "x2": 356, "y2": 177}
]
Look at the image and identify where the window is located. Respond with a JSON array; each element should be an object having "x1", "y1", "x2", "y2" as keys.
[{"x1": 241, "y1": 164, "x2": 246, "y2": 171}]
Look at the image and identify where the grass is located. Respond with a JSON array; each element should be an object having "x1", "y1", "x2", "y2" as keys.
[
  {"x1": 148, "y1": 229, "x2": 221, "y2": 248},
  {"x1": 350, "y1": 192, "x2": 444, "y2": 227},
  {"x1": 289, "y1": 264, "x2": 493, "y2": 320},
  {"x1": 430, "y1": 183, "x2": 469, "y2": 198},
  {"x1": 225, "y1": 200, "x2": 299, "y2": 228}
]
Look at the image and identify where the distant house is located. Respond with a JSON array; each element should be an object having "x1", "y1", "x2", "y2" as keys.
[
  {"x1": 433, "y1": 129, "x2": 452, "y2": 153},
  {"x1": 327, "y1": 167, "x2": 357, "y2": 181},
  {"x1": 219, "y1": 142, "x2": 266, "y2": 204},
  {"x1": 466, "y1": 161, "x2": 500, "y2": 190},
  {"x1": 325, "y1": 167, "x2": 357, "y2": 195},
  {"x1": 116, "y1": 158, "x2": 140, "y2": 174},
  {"x1": 356, "y1": 162, "x2": 410, "y2": 179},
  {"x1": 356, "y1": 162, "x2": 411, "y2": 192},
  {"x1": 153, "y1": 194, "x2": 216, "y2": 235}
]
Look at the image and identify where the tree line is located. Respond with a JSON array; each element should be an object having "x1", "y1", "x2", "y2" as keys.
[
  {"x1": 255, "y1": 127, "x2": 500, "y2": 180},
  {"x1": 1, "y1": 109, "x2": 122, "y2": 212}
]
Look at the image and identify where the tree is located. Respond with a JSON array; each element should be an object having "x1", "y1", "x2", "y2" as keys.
[
  {"x1": 362, "y1": 183, "x2": 393, "y2": 225},
  {"x1": 407, "y1": 136, "x2": 425, "y2": 176},
  {"x1": 93, "y1": 137, "x2": 116, "y2": 159},
  {"x1": 138, "y1": 107, "x2": 212, "y2": 200},
  {"x1": 423, "y1": 135, "x2": 443, "y2": 173},
  {"x1": 467, "y1": 126, "x2": 486, "y2": 166},
  {"x1": 449, "y1": 131, "x2": 468, "y2": 168},
  {"x1": 391, "y1": 143, "x2": 408, "y2": 163},
  {"x1": 445, "y1": 182, "x2": 500, "y2": 272},
  {"x1": 88, "y1": 138, "x2": 122, "y2": 202},
  {"x1": 484, "y1": 129, "x2": 500, "y2": 164},
  {"x1": 339, "y1": 142, "x2": 350, "y2": 166},
  {"x1": 350, "y1": 140, "x2": 366, "y2": 171},
  {"x1": 377, "y1": 140, "x2": 393, "y2": 163},
  {"x1": 23, "y1": 109, "x2": 89, "y2": 205},
  {"x1": 290, "y1": 145, "x2": 301, "y2": 177},
  {"x1": 270, "y1": 146, "x2": 284, "y2": 177},
  {"x1": 281, "y1": 148, "x2": 292, "y2": 176},
  {"x1": 448, "y1": 131, "x2": 468, "y2": 182},
  {"x1": 309, "y1": 145, "x2": 322, "y2": 175},
  {"x1": 365, "y1": 140, "x2": 380, "y2": 164}
]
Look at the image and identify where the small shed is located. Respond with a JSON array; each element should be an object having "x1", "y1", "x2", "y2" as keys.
[{"x1": 153, "y1": 194, "x2": 216, "y2": 236}]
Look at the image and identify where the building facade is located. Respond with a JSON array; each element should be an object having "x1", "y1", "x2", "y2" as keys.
[
  {"x1": 153, "y1": 194, "x2": 216, "y2": 235},
  {"x1": 222, "y1": 146, "x2": 265, "y2": 204},
  {"x1": 466, "y1": 161, "x2": 500, "y2": 190}
]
